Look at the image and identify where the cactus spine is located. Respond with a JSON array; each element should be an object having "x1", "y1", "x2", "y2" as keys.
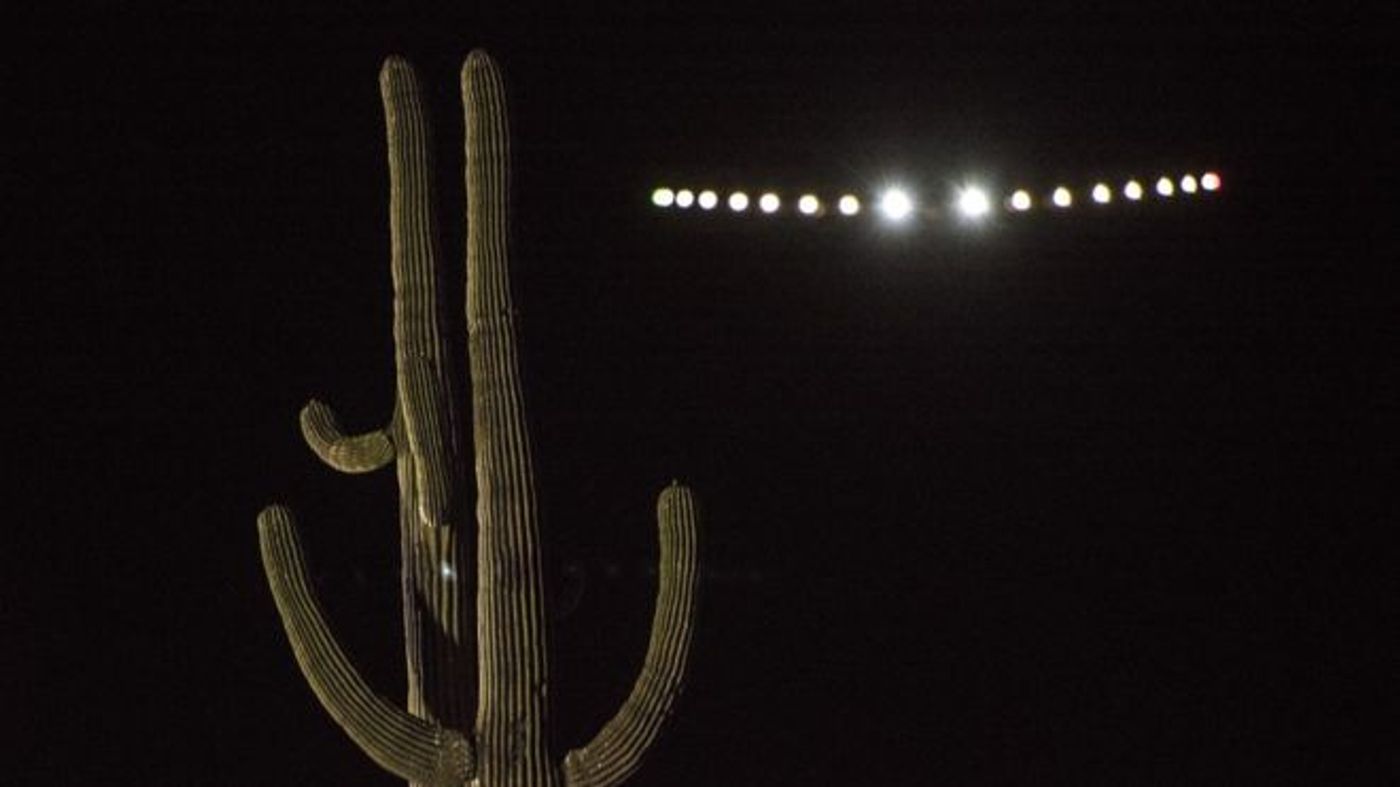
[{"x1": 257, "y1": 51, "x2": 701, "y2": 786}]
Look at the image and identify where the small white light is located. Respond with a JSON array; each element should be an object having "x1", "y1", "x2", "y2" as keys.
[
  {"x1": 956, "y1": 186, "x2": 992, "y2": 219},
  {"x1": 880, "y1": 188, "x2": 914, "y2": 221},
  {"x1": 697, "y1": 190, "x2": 718, "y2": 210},
  {"x1": 675, "y1": 189, "x2": 695, "y2": 208},
  {"x1": 441, "y1": 562, "x2": 456, "y2": 580},
  {"x1": 1180, "y1": 174, "x2": 1198, "y2": 194},
  {"x1": 1124, "y1": 180, "x2": 1144, "y2": 201},
  {"x1": 759, "y1": 192, "x2": 781, "y2": 213},
  {"x1": 1155, "y1": 176, "x2": 1175, "y2": 197},
  {"x1": 1009, "y1": 190, "x2": 1032, "y2": 211},
  {"x1": 1200, "y1": 171, "x2": 1221, "y2": 191},
  {"x1": 1091, "y1": 183, "x2": 1111, "y2": 204},
  {"x1": 1052, "y1": 186, "x2": 1073, "y2": 208},
  {"x1": 798, "y1": 194, "x2": 821, "y2": 215},
  {"x1": 838, "y1": 194, "x2": 861, "y2": 216},
  {"x1": 651, "y1": 188, "x2": 675, "y2": 208},
  {"x1": 728, "y1": 192, "x2": 750, "y2": 212}
]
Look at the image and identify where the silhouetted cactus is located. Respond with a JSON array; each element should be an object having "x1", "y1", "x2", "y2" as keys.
[{"x1": 257, "y1": 51, "x2": 701, "y2": 787}]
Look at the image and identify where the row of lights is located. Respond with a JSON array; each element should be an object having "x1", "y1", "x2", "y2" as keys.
[
  {"x1": 1007, "y1": 173, "x2": 1221, "y2": 212},
  {"x1": 650, "y1": 172, "x2": 1221, "y2": 222},
  {"x1": 651, "y1": 188, "x2": 861, "y2": 215}
]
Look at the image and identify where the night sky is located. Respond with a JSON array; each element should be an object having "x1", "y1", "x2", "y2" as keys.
[{"x1": 11, "y1": 5, "x2": 1390, "y2": 784}]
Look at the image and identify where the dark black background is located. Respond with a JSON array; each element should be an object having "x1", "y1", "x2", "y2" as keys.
[{"x1": 9, "y1": 4, "x2": 1391, "y2": 784}]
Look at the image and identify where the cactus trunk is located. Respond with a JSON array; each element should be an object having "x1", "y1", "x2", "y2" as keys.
[
  {"x1": 462, "y1": 51, "x2": 554, "y2": 786},
  {"x1": 257, "y1": 50, "x2": 700, "y2": 787}
]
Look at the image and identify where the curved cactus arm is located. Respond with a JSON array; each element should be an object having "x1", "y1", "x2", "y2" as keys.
[
  {"x1": 299, "y1": 399, "x2": 396, "y2": 473},
  {"x1": 257, "y1": 505, "x2": 475, "y2": 785},
  {"x1": 562, "y1": 483, "x2": 702, "y2": 787},
  {"x1": 381, "y1": 56, "x2": 463, "y2": 531}
]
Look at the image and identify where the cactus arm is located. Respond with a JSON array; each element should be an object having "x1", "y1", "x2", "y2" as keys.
[
  {"x1": 299, "y1": 399, "x2": 396, "y2": 473},
  {"x1": 461, "y1": 49, "x2": 555, "y2": 783},
  {"x1": 563, "y1": 483, "x2": 702, "y2": 787},
  {"x1": 257, "y1": 505, "x2": 476, "y2": 785},
  {"x1": 379, "y1": 56, "x2": 478, "y2": 737},
  {"x1": 381, "y1": 56, "x2": 463, "y2": 532}
]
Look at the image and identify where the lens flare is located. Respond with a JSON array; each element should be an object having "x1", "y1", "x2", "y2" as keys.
[
  {"x1": 880, "y1": 188, "x2": 914, "y2": 221},
  {"x1": 1200, "y1": 172, "x2": 1221, "y2": 191},
  {"x1": 956, "y1": 186, "x2": 992, "y2": 218}
]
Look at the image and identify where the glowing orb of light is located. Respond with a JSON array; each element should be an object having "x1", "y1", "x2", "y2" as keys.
[
  {"x1": 674, "y1": 189, "x2": 695, "y2": 208},
  {"x1": 759, "y1": 192, "x2": 781, "y2": 213},
  {"x1": 956, "y1": 186, "x2": 992, "y2": 219},
  {"x1": 838, "y1": 194, "x2": 861, "y2": 216},
  {"x1": 1200, "y1": 172, "x2": 1221, "y2": 191},
  {"x1": 1180, "y1": 174, "x2": 1198, "y2": 194},
  {"x1": 1124, "y1": 180, "x2": 1144, "y2": 200},
  {"x1": 1052, "y1": 186, "x2": 1073, "y2": 208},
  {"x1": 798, "y1": 194, "x2": 821, "y2": 215},
  {"x1": 1009, "y1": 190, "x2": 1032, "y2": 211},
  {"x1": 697, "y1": 190, "x2": 718, "y2": 210},
  {"x1": 1155, "y1": 176, "x2": 1175, "y2": 197},
  {"x1": 651, "y1": 188, "x2": 675, "y2": 208},
  {"x1": 880, "y1": 188, "x2": 914, "y2": 221},
  {"x1": 1092, "y1": 183, "x2": 1112, "y2": 204},
  {"x1": 728, "y1": 191, "x2": 750, "y2": 212}
]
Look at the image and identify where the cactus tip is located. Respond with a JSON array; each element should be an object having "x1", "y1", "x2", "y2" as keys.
[
  {"x1": 463, "y1": 48, "x2": 496, "y2": 69},
  {"x1": 257, "y1": 503, "x2": 293, "y2": 528},
  {"x1": 380, "y1": 54, "x2": 411, "y2": 80}
]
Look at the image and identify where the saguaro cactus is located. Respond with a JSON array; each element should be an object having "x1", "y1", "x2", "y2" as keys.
[{"x1": 257, "y1": 51, "x2": 701, "y2": 787}]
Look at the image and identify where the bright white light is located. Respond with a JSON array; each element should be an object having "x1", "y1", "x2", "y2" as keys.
[
  {"x1": 1009, "y1": 190, "x2": 1032, "y2": 211},
  {"x1": 728, "y1": 192, "x2": 750, "y2": 212},
  {"x1": 1092, "y1": 183, "x2": 1112, "y2": 204},
  {"x1": 1200, "y1": 172, "x2": 1221, "y2": 191},
  {"x1": 880, "y1": 188, "x2": 914, "y2": 221},
  {"x1": 759, "y1": 192, "x2": 781, "y2": 213},
  {"x1": 1155, "y1": 176, "x2": 1175, "y2": 197},
  {"x1": 1180, "y1": 174, "x2": 1198, "y2": 194},
  {"x1": 956, "y1": 186, "x2": 992, "y2": 219},
  {"x1": 675, "y1": 189, "x2": 695, "y2": 208},
  {"x1": 838, "y1": 194, "x2": 861, "y2": 216},
  {"x1": 1124, "y1": 180, "x2": 1144, "y2": 201},
  {"x1": 798, "y1": 194, "x2": 821, "y2": 215},
  {"x1": 440, "y1": 562, "x2": 456, "y2": 580},
  {"x1": 697, "y1": 190, "x2": 718, "y2": 210},
  {"x1": 651, "y1": 188, "x2": 675, "y2": 208},
  {"x1": 1052, "y1": 186, "x2": 1073, "y2": 208}
]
